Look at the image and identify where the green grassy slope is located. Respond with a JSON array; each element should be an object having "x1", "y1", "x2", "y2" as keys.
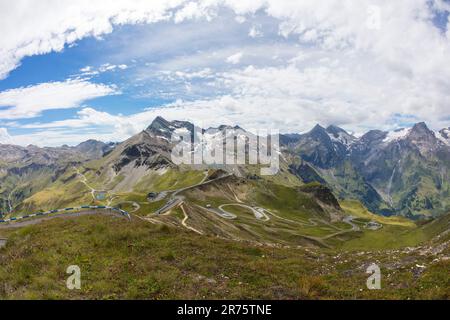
[
  {"x1": 336, "y1": 200, "x2": 450, "y2": 250},
  {"x1": 0, "y1": 214, "x2": 448, "y2": 299}
]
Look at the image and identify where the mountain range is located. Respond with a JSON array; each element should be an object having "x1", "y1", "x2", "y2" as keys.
[{"x1": 1, "y1": 117, "x2": 449, "y2": 219}]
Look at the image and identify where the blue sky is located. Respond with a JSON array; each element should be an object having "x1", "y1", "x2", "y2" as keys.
[{"x1": 1, "y1": 0, "x2": 450, "y2": 146}]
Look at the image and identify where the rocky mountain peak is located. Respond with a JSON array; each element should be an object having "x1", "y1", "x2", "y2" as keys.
[
  {"x1": 326, "y1": 125, "x2": 345, "y2": 135},
  {"x1": 406, "y1": 122, "x2": 440, "y2": 154},
  {"x1": 146, "y1": 116, "x2": 194, "y2": 139},
  {"x1": 308, "y1": 124, "x2": 331, "y2": 141},
  {"x1": 380, "y1": 122, "x2": 438, "y2": 147},
  {"x1": 74, "y1": 139, "x2": 114, "y2": 158},
  {"x1": 409, "y1": 122, "x2": 434, "y2": 138},
  {"x1": 360, "y1": 130, "x2": 387, "y2": 143},
  {"x1": 147, "y1": 116, "x2": 173, "y2": 132},
  {"x1": 311, "y1": 123, "x2": 326, "y2": 132},
  {"x1": 326, "y1": 125, "x2": 356, "y2": 146}
]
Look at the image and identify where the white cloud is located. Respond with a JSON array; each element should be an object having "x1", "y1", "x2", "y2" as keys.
[
  {"x1": 0, "y1": 0, "x2": 189, "y2": 79},
  {"x1": 248, "y1": 25, "x2": 263, "y2": 38},
  {"x1": 78, "y1": 63, "x2": 129, "y2": 76},
  {"x1": 0, "y1": 128, "x2": 13, "y2": 144},
  {"x1": 2, "y1": 1, "x2": 450, "y2": 84},
  {"x1": 174, "y1": 1, "x2": 217, "y2": 23},
  {"x1": 0, "y1": 79, "x2": 118, "y2": 119},
  {"x1": 80, "y1": 66, "x2": 93, "y2": 73},
  {"x1": 226, "y1": 52, "x2": 243, "y2": 64}
]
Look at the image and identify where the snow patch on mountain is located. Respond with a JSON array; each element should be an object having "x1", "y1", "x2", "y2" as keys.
[
  {"x1": 436, "y1": 128, "x2": 450, "y2": 145},
  {"x1": 325, "y1": 125, "x2": 357, "y2": 147},
  {"x1": 327, "y1": 131, "x2": 356, "y2": 146},
  {"x1": 383, "y1": 128, "x2": 411, "y2": 143}
]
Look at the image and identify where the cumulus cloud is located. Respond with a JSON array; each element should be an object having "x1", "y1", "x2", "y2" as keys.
[
  {"x1": 0, "y1": 128, "x2": 13, "y2": 144},
  {"x1": 226, "y1": 52, "x2": 243, "y2": 64},
  {"x1": 0, "y1": 79, "x2": 118, "y2": 119},
  {"x1": 0, "y1": 0, "x2": 190, "y2": 79}
]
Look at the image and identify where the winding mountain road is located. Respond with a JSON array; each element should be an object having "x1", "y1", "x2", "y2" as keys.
[
  {"x1": 343, "y1": 215, "x2": 360, "y2": 231},
  {"x1": 154, "y1": 172, "x2": 232, "y2": 215},
  {"x1": 0, "y1": 167, "x2": 365, "y2": 248},
  {"x1": 75, "y1": 167, "x2": 142, "y2": 213},
  {"x1": 215, "y1": 204, "x2": 271, "y2": 221},
  {"x1": 194, "y1": 198, "x2": 362, "y2": 245}
]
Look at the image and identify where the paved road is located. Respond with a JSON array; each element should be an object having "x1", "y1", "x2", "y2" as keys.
[
  {"x1": 196, "y1": 200, "x2": 366, "y2": 245},
  {"x1": 155, "y1": 198, "x2": 183, "y2": 215},
  {"x1": 218, "y1": 204, "x2": 270, "y2": 221},
  {"x1": 198, "y1": 205, "x2": 237, "y2": 219},
  {"x1": 154, "y1": 173, "x2": 232, "y2": 215},
  {"x1": 202, "y1": 203, "x2": 324, "y2": 227},
  {"x1": 343, "y1": 216, "x2": 360, "y2": 231}
]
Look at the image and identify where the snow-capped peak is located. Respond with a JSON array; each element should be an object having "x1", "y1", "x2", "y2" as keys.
[{"x1": 325, "y1": 125, "x2": 357, "y2": 146}]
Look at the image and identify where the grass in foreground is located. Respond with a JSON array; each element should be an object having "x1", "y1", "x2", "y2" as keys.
[{"x1": 0, "y1": 214, "x2": 448, "y2": 299}]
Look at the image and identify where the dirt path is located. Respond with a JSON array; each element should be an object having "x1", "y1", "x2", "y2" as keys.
[
  {"x1": 180, "y1": 204, "x2": 203, "y2": 235},
  {"x1": 227, "y1": 183, "x2": 243, "y2": 203},
  {"x1": 75, "y1": 168, "x2": 97, "y2": 200}
]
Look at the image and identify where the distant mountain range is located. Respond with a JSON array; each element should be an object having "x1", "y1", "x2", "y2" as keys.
[
  {"x1": 1, "y1": 117, "x2": 449, "y2": 218},
  {"x1": 284, "y1": 122, "x2": 450, "y2": 218}
]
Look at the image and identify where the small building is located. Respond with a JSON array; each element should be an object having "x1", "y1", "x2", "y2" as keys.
[
  {"x1": 366, "y1": 221, "x2": 382, "y2": 230},
  {"x1": 147, "y1": 192, "x2": 158, "y2": 200}
]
